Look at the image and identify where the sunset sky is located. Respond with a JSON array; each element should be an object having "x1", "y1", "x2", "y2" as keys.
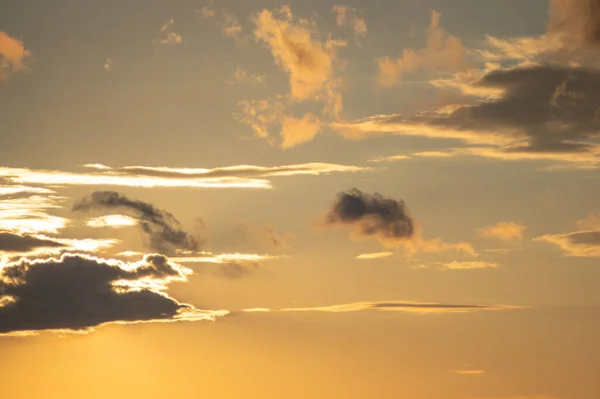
[{"x1": 2, "y1": 1, "x2": 600, "y2": 398}]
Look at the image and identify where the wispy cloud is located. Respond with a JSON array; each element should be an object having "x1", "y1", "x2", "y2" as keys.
[
  {"x1": 535, "y1": 230, "x2": 600, "y2": 257},
  {"x1": 155, "y1": 18, "x2": 182, "y2": 45},
  {"x1": 356, "y1": 252, "x2": 394, "y2": 260},
  {"x1": 243, "y1": 300, "x2": 526, "y2": 315},
  {"x1": 171, "y1": 252, "x2": 286, "y2": 279},
  {"x1": 332, "y1": 5, "x2": 367, "y2": 43},
  {"x1": 478, "y1": 222, "x2": 527, "y2": 241},
  {"x1": 86, "y1": 215, "x2": 139, "y2": 229},
  {"x1": 229, "y1": 67, "x2": 266, "y2": 86},
  {"x1": 452, "y1": 369, "x2": 485, "y2": 375}
]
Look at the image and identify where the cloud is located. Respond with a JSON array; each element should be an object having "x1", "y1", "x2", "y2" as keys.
[
  {"x1": 0, "y1": 193, "x2": 68, "y2": 235},
  {"x1": 0, "y1": 31, "x2": 30, "y2": 82},
  {"x1": 227, "y1": 220, "x2": 296, "y2": 250},
  {"x1": 332, "y1": 5, "x2": 367, "y2": 41},
  {"x1": 0, "y1": 163, "x2": 367, "y2": 190},
  {"x1": 244, "y1": 300, "x2": 525, "y2": 315},
  {"x1": 324, "y1": 189, "x2": 414, "y2": 247},
  {"x1": 577, "y1": 211, "x2": 600, "y2": 229},
  {"x1": 535, "y1": 230, "x2": 600, "y2": 257},
  {"x1": 453, "y1": 370, "x2": 485, "y2": 375},
  {"x1": 334, "y1": 65, "x2": 600, "y2": 167},
  {"x1": 478, "y1": 222, "x2": 527, "y2": 241},
  {"x1": 171, "y1": 253, "x2": 285, "y2": 279},
  {"x1": 439, "y1": 261, "x2": 500, "y2": 270},
  {"x1": 377, "y1": 10, "x2": 468, "y2": 86},
  {"x1": 405, "y1": 238, "x2": 478, "y2": 257},
  {"x1": 0, "y1": 254, "x2": 228, "y2": 335},
  {"x1": 0, "y1": 232, "x2": 64, "y2": 253},
  {"x1": 253, "y1": 6, "x2": 346, "y2": 115},
  {"x1": 356, "y1": 252, "x2": 394, "y2": 260},
  {"x1": 229, "y1": 67, "x2": 266, "y2": 85},
  {"x1": 155, "y1": 18, "x2": 183, "y2": 45},
  {"x1": 86, "y1": 215, "x2": 139, "y2": 229},
  {"x1": 104, "y1": 58, "x2": 113, "y2": 72},
  {"x1": 73, "y1": 191, "x2": 200, "y2": 255},
  {"x1": 280, "y1": 114, "x2": 322, "y2": 148}
]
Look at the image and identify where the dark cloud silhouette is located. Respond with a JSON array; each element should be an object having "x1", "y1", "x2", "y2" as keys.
[
  {"x1": 431, "y1": 65, "x2": 600, "y2": 153},
  {"x1": 0, "y1": 232, "x2": 65, "y2": 253},
  {"x1": 73, "y1": 191, "x2": 200, "y2": 254},
  {"x1": 536, "y1": 229, "x2": 600, "y2": 257},
  {"x1": 0, "y1": 254, "x2": 222, "y2": 334},
  {"x1": 325, "y1": 188, "x2": 414, "y2": 244}
]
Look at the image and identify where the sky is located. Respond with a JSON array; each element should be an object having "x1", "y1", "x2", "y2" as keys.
[{"x1": 1, "y1": 0, "x2": 600, "y2": 398}]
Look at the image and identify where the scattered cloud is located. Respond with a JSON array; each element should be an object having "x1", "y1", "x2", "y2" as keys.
[
  {"x1": 535, "y1": 230, "x2": 600, "y2": 257},
  {"x1": 478, "y1": 222, "x2": 527, "y2": 241},
  {"x1": 0, "y1": 254, "x2": 228, "y2": 335},
  {"x1": 0, "y1": 193, "x2": 67, "y2": 235},
  {"x1": 440, "y1": 261, "x2": 500, "y2": 270},
  {"x1": 229, "y1": 67, "x2": 266, "y2": 85},
  {"x1": 356, "y1": 252, "x2": 394, "y2": 260},
  {"x1": 280, "y1": 114, "x2": 322, "y2": 148},
  {"x1": 73, "y1": 191, "x2": 201, "y2": 255},
  {"x1": 377, "y1": 10, "x2": 468, "y2": 86},
  {"x1": 0, "y1": 31, "x2": 30, "y2": 82},
  {"x1": 0, "y1": 232, "x2": 65, "y2": 253},
  {"x1": 155, "y1": 18, "x2": 182, "y2": 45},
  {"x1": 244, "y1": 300, "x2": 525, "y2": 315},
  {"x1": 332, "y1": 5, "x2": 367, "y2": 42}
]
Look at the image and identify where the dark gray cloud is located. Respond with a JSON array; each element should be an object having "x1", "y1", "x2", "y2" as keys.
[
  {"x1": 0, "y1": 232, "x2": 64, "y2": 253},
  {"x1": 421, "y1": 65, "x2": 600, "y2": 153},
  {"x1": 325, "y1": 188, "x2": 414, "y2": 242},
  {"x1": 0, "y1": 254, "x2": 199, "y2": 334},
  {"x1": 73, "y1": 191, "x2": 201, "y2": 254}
]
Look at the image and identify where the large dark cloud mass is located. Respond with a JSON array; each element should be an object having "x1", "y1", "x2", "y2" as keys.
[
  {"x1": 325, "y1": 189, "x2": 414, "y2": 243},
  {"x1": 0, "y1": 254, "x2": 196, "y2": 334},
  {"x1": 0, "y1": 232, "x2": 64, "y2": 253},
  {"x1": 73, "y1": 191, "x2": 200, "y2": 254},
  {"x1": 441, "y1": 66, "x2": 600, "y2": 153}
]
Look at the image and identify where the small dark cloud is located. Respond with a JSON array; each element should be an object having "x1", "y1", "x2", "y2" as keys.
[
  {"x1": 73, "y1": 191, "x2": 201, "y2": 255},
  {"x1": 0, "y1": 232, "x2": 64, "y2": 253},
  {"x1": 0, "y1": 254, "x2": 205, "y2": 334},
  {"x1": 325, "y1": 188, "x2": 414, "y2": 244}
]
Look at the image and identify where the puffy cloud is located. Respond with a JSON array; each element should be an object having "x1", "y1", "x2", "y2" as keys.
[
  {"x1": 535, "y1": 230, "x2": 600, "y2": 257},
  {"x1": 0, "y1": 254, "x2": 228, "y2": 335},
  {"x1": 377, "y1": 10, "x2": 468, "y2": 86},
  {"x1": 324, "y1": 188, "x2": 414, "y2": 246},
  {"x1": 0, "y1": 31, "x2": 30, "y2": 82},
  {"x1": 478, "y1": 222, "x2": 527, "y2": 241},
  {"x1": 280, "y1": 114, "x2": 321, "y2": 148},
  {"x1": 253, "y1": 6, "x2": 346, "y2": 115},
  {"x1": 73, "y1": 191, "x2": 201, "y2": 255},
  {"x1": 244, "y1": 300, "x2": 525, "y2": 315}
]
